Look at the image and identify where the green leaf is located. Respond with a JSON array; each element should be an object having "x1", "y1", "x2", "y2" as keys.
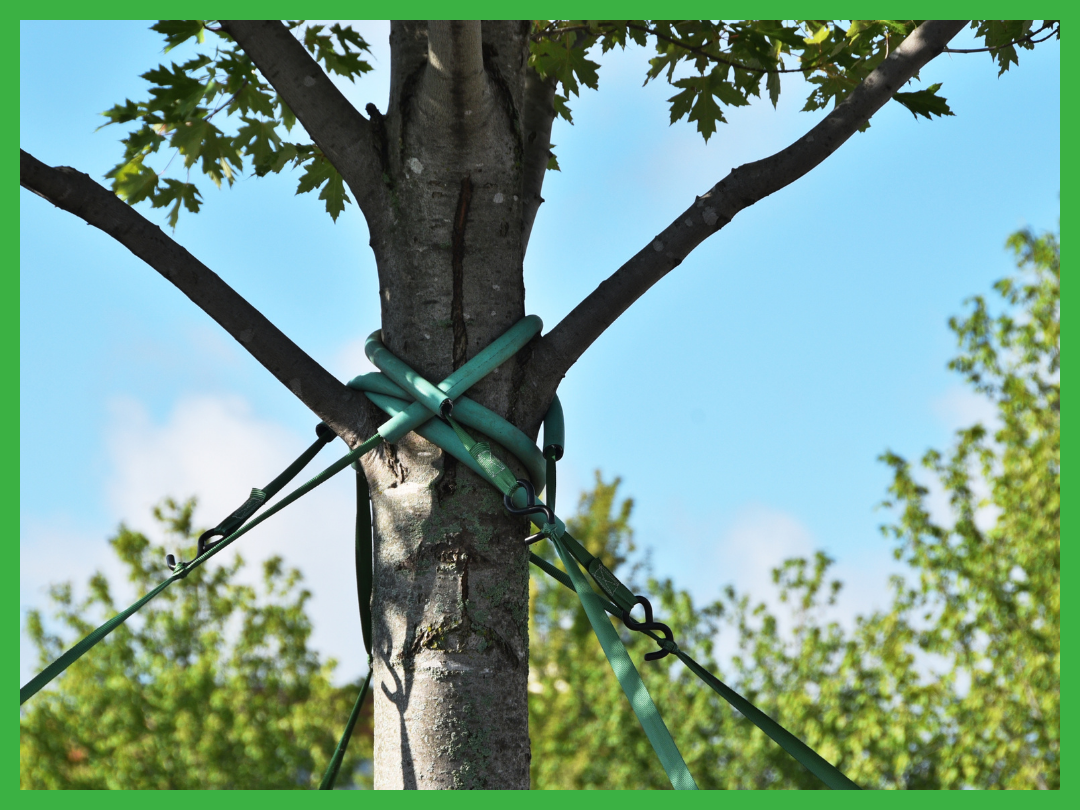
[
  {"x1": 231, "y1": 82, "x2": 276, "y2": 118},
  {"x1": 893, "y1": 82, "x2": 954, "y2": 120},
  {"x1": 277, "y1": 95, "x2": 296, "y2": 132},
  {"x1": 234, "y1": 118, "x2": 283, "y2": 171},
  {"x1": 302, "y1": 23, "x2": 372, "y2": 81},
  {"x1": 552, "y1": 94, "x2": 573, "y2": 124},
  {"x1": 546, "y1": 144, "x2": 561, "y2": 172},
  {"x1": 295, "y1": 155, "x2": 352, "y2": 221},
  {"x1": 151, "y1": 20, "x2": 206, "y2": 53},
  {"x1": 106, "y1": 158, "x2": 159, "y2": 205},
  {"x1": 151, "y1": 178, "x2": 202, "y2": 228},
  {"x1": 766, "y1": 68, "x2": 781, "y2": 108},
  {"x1": 100, "y1": 99, "x2": 142, "y2": 127}
]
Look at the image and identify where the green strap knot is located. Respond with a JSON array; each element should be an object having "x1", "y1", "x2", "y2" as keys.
[{"x1": 658, "y1": 638, "x2": 679, "y2": 654}]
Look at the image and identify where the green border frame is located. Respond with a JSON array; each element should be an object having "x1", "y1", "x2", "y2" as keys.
[{"x1": 13, "y1": 8, "x2": 1069, "y2": 802}]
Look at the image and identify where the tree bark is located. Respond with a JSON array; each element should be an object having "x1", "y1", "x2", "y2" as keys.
[{"x1": 360, "y1": 19, "x2": 535, "y2": 789}]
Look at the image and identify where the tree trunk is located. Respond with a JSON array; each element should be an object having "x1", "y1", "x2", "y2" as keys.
[{"x1": 361, "y1": 20, "x2": 535, "y2": 789}]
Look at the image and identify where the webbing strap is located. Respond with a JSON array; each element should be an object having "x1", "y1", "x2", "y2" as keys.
[
  {"x1": 550, "y1": 533, "x2": 697, "y2": 790},
  {"x1": 318, "y1": 669, "x2": 372, "y2": 790},
  {"x1": 672, "y1": 650, "x2": 860, "y2": 789},
  {"x1": 318, "y1": 460, "x2": 377, "y2": 790},
  {"x1": 20, "y1": 433, "x2": 383, "y2": 706},
  {"x1": 527, "y1": 552, "x2": 860, "y2": 790},
  {"x1": 354, "y1": 463, "x2": 374, "y2": 656},
  {"x1": 21, "y1": 574, "x2": 178, "y2": 705}
]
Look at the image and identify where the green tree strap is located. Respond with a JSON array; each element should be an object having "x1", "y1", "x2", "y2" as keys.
[
  {"x1": 20, "y1": 574, "x2": 178, "y2": 705},
  {"x1": 671, "y1": 649, "x2": 860, "y2": 789},
  {"x1": 20, "y1": 433, "x2": 383, "y2": 706},
  {"x1": 354, "y1": 463, "x2": 374, "y2": 656},
  {"x1": 318, "y1": 669, "x2": 373, "y2": 790},
  {"x1": 526, "y1": 553, "x2": 861, "y2": 790},
  {"x1": 549, "y1": 533, "x2": 698, "y2": 790},
  {"x1": 314, "y1": 462, "x2": 378, "y2": 790}
]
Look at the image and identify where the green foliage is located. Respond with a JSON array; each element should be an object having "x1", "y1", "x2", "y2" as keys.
[
  {"x1": 20, "y1": 498, "x2": 373, "y2": 789},
  {"x1": 529, "y1": 224, "x2": 1059, "y2": 789},
  {"x1": 877, "y1": 224, "x2": 1059, "y2": 788},
  {"x1": 101, "y1": 20, "x2": 1055, "y2": 223},
  {"x1": 527, "y1": 20, "x2": 1043, "y2": 141},
  {"x1": 101, "y1": 21, "x2": 370, "y2": 226},
  {"x1": 893, "y1": 82, "x2": 954, "y2": 120}
]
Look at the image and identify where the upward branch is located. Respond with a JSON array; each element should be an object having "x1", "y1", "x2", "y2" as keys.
[
  {"x1": 220, "y1": 20, "x2": 388, "y2": 223},
  {"x1": 521, "y1": 69, "x2": 557, "y2": 253},
  {"x1": 20, "y1": 149, "x2": 375, "y2": 446},
  {"x1": 518, "y1": 20, "x2": 968, "y2": 427}
]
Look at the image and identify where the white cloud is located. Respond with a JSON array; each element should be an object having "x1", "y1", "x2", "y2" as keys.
[
  {"x1": 673, "y1": 503, "x2": 907, "y2": 664},
  {"x1": 932, "y1": 385, "x2": 999, "y2": 433},
  {"x1": 716, "y1": 504, "x2": 818, "y2": 607},
  {"x1": 329, "y1": 336, "x2": 378, "y2": 382}
]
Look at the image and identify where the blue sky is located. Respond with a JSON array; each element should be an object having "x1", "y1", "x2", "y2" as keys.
[{"x1": 20, "y1": 21, "x2": 1060, "y2": 685}]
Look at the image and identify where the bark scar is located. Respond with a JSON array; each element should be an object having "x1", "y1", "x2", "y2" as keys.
[{"x1": 450, "y1": 175, "x2": 472, "y2": 368}]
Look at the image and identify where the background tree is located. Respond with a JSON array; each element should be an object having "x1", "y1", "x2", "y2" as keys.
[
  {"x1": 20, "y1": 498, "x2": 374, "y2": 789},
  {"x1": 19, "y1": 20, "x2": 1058, "y2": 787},
  {"x1": 528, "y1": 224, "x2": 1059, "y2": 789}
]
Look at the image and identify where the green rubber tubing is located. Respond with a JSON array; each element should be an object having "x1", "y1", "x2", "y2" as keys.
[{"x1": 349, "y1": 316, "x2": 564, "y2": 506}]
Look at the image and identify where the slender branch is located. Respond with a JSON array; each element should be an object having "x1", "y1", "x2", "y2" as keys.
[
  {"x1": 20, "y1": 149, "x2": 375, "y2": 447},
  {"x1": 521, "y1": 68, "x2": 557, "y2": 253},
  {"x1": 219, "y1": 20, "x2": 387, "y2": 224},
  {"x1": 534, "y1": 21, "x2": 840, "y2": 76},
  {"x1": 944, "y1": 21, "x2": 1058, "y2": 53},
  {"x1": 518, "y1": 20, "x2": 969, "y2": 429}
]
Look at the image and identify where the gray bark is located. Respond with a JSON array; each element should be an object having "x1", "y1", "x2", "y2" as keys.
[
  {"x1": 19, "y1": 19, "x2": 970, "y2": 789},
  {"x1": 360, "y1": 19, "x2": 534, "y2": 789}
]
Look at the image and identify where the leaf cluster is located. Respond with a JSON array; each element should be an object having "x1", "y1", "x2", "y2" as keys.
[
  {"x1": 529, "y1": 20, "x2": 1056, "y2": 141},
  {"x1": 101, "y1": 21, "x2": 370, "y2": 226},
  {"x1": 20, "y1": 498, "x2": 373, "y2": 789},
  {"x1": 101, "y1": 20, "x2": 1053, "y2": 221},
  {"x1": 877, "y1": 224, "x2": 1059, "y2": 788}
]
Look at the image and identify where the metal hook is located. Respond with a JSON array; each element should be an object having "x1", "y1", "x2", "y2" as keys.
[
  {"x1": 503, "y1": 478, "x2": 555, "y2": 544},
  {"x1": 621, "y1": 595, "x2": 676, "y2": 661},
  {"x1": 197, "y1": 528, "x2": 225, "y2": 558}
]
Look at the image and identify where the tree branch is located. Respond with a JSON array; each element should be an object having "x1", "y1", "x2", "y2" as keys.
[
  {"x1": 20, "y1": 149, "x2": 375, "y2": 447},
  {"x1": 518, "y1": 20, "x2": 969, "y2": 428},
  {"x1": 219, "y1": 20, "x2": 388, "y2": 225},
  {"x1": 521, "y1": 68, "x2": 556, "y2": 253}
]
